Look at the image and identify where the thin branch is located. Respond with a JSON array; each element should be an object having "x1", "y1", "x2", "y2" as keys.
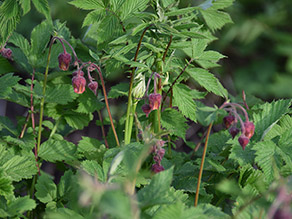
[
  {"x1": 162, "y1": 35, "x2": 173, "y2": 62},
  {"x1": 161, "y1": 59, "x2": 193, "y2": 109}
]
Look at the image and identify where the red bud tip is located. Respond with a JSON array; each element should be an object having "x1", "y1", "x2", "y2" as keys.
[
  {"x1": 243, "y1": 121, "x2": 255, "y2": 139},
  {"x1": 229, "y1": 126, "x2": 240, "y2": 139},
  {"x1": 149, "y1": 93, "x2": 162, "y2": 110},
  {"x1": 1, "y1": 48, "x2": 12, "y2": 60},
  {"x1": 151, "y1": 163, "x2": 164, "y2": 173},
  {"x1": 223, "y1": 115, "x2": 235, "y2": 129},
  {"x1": 88, "y1": 81, "x2": 98, "y2": 95},
  {"x1": 238, "y1": 135, "x2": 249, "y2": 150},
  {"x1": 142, "y1": 104, "x2": 152, "y2": 117}
]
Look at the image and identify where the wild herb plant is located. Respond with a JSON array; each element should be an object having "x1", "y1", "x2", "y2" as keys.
[{"x1": 0, "y1": 0, "x2": 291, "y2": 218}]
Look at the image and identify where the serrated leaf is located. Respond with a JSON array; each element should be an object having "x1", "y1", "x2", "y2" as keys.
[
  {"x1": 64, "y1": 112, "x2": 93, "y2": 129},
  {"x1": 253, "y1": 99, "x2": 291, "y2": 141},
  {"x1": 109, "y1": 34, "x2": 129, "y2": 45},
  {"x1": 45, "y1": 84, "x2": 78, "y2": 105},
  {"x1": 69, "y1": 0, "x2": 104, "y2": 10},
  {"x1": 195, "y1": 50, "x2": 226, "y2": 69},
  {"x1": 108, "y1": 82, "x2": 129, "y2": 98},
  {"x1": 0, "y1": 116, "x2": 17, "y2": 136},
  {"x1": 2, "y1": 155, "x2": 38, "y2": 182},
  {"x1": 153, "y1": 202, "x2": 198, "y2": 219},
  {"x1": 39, "y1": 139, "x2": 77, "y2": 162},
  {"x1": 161, "y1": 108, "x2": 188, "y2": 140},
  {"x1": 119, "y1": 0, "x2": 150, "y2": 20},
  {"x1": 0, "y1": 57, "x2": 14, "y2": 75},
  {"x1": 31, "y1": 0, "x2": 51, "y2": 19},
  {"x1": 0, "y1": 73, "x2": 21, "y2": 99},
  {"x1": 19, "y1": 0, "x2": 31, "y2": 15},
  {"x1": 30, "y1": 20, "x2": 53, "y2": 63},
  {"x1": 165, "y1": 7, "x2": 198, "y2": 16},
  {"x1": 229, "y1": 143, "x2": 255, "y2": 166},
  {"x1": 45, "y1": 208, "x2": 83, "y2": 218},
  {"x1": 8, "y1": 196, "x2": 36, "y2": 215},
  {"x1": 75, "y1": 89, "x2": 104, "y2": 113},
  {"x1": 143, "y1": 42, "x2": 164, "y2": 53},
  {"x1": 186, "y1": 67, "x2": 227, "y2": 98},
  {"x1": 82, "y1": 9, "x2": 105, "y2": 27},
  {"x1": 57, "y1": 170, "x2": 77, "y2": 201},
  {"x1": 200, "y1": 9, "x2": 232, "y2": 31},
  {"x1": 9, "y1": 32, "x2": 30, "y2": 57},
  {"x1": 172, "y1": 84, "x2": 197, "y2": 122},
  {"x1": 0, "y1": 171, "x2": 14, "y2": 198},
  {"x1": 131, "y1": 22, "x2": 149, "y2": 36},
  {"x1": 253, "y1": 141, "x2": 281, "y2": 184},
  {"x1": 81, "y1": 160, "x2": 105, "y2": 182},
  {"x1": 35, "y1": 173, "x2": 57, "y2": 203},
  {"x1": 138, "y1": 167, "x2": 174, "y2": 208}
]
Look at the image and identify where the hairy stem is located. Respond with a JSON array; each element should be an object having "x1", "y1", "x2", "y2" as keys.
[
  {"x1": 94, "y1": 64, "x2": 120, "y2": 147},
  {"x1": 37, "y1": 38, "x2": 55, "y2": 153},
  {"x1": 97, "y1": 110, "x2": 109, "y2": 148},
  {"x1": 194, "y1": 123, "x2": 213, "y2": 206},
  {"x1": 124, "y1": 25, "x2": 151, "y2": 145}
]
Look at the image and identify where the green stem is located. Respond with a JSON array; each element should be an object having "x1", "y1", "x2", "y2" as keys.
[
  {"x1": 36, "y1": 38, "x2": 55, "y2": 153},
  {"x1": 49, "y1": 117, "x2": 60, "y2": 139},
  {"x1": 194, "y1": 123, "x2": 213, "y2": 206},
  {"x1": 124, "y1": 25, "x2": 151, "y2": 145}
]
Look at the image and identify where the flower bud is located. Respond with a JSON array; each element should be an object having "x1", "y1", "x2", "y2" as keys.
[
  {"x1": 238, "y1": 135, "x2": 249, "y2": 150},
  {"x1": 151, "y1": 163, "x2": 164, "y2": 173},
  {"x1": 142, "y1": 104, "x2": 152, "y2": 117},
  {"x1": 72, "y1": 75, "x2": 86, "y2": 94},
  {"x1": 229, "y1": 126, "x2": 239, "y2": 139},
  {"x1": 88, "y1": 81, "x2": 98, "y2": 95},
  {"x1": 149, "y1": 93, "x2": 162, "y2": 110},
  {"x1": 1, "y1": 48, "x2": 12, "y2": 60},
  {"x1": 243, "y1": 121, "x2": 255, "y2": 139},
  {"x1": 58, "y1": 52, "x2": 71, "y2": 71},
  {"x1": 223, "y1": 115, "x2": 235, "y2": 129}
]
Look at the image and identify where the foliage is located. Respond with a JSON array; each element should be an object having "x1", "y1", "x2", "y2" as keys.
[{"x1": 0, "y1": 0, "x2": 291, "y2": 218}]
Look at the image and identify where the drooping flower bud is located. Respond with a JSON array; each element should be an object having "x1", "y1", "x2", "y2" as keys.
[
  {"x1": 243, "y1": 121, "x2": 255, "y2": 139},
  {"x1": 223, "y1": 115, "x2": 235, "y2": 129},
  {"x1": 1, "y1": 48, "x2": 12, "y2": 60},
  {"x1": 72, "y1": 75, "x2": 86, "y2": 94},
  {"x1": 142, "y1": 104, "x2": 152, "y2": 117},
  {"x1": 88, "y1": 81, "x2": 98, "y2": 95},
  {"x1": 229, "y1": 126, "x2": 239, "y2": 139},
  {"x1": 58, "y1": 52, "x2": 71, "y2": 71},
  {"x1": 149, "y1": 93, "x2": 162, "y2": 110},
  {"x1": 151, "y1": 163, "x2": 164, "y2": 173},
  {"x1": 238, "y1": 135, "x2": 249, "y2": 150}
]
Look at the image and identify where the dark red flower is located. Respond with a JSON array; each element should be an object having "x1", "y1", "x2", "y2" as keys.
[
  {"x1": 223, "y1": 115, "x2": 235, "y2": 129},
  {"x1": 1, "y1": 48, "x2": 12, "y2": 60},
  {"x1": 58, "y1": 52, "x2": 71, "y2": 71},
  {"x1": 72, "y1": 75, "x2": 86, "y2": 94},
  {"x1": 149, "y1": 93, "x2": 162, "y2": 110},
  {"x1": 238, "y1": 135, "x2": 249, "y2": 150},
  {"x1": 142, "y1": 104, "x2": 152, "y2": 117},
  {"x1": 229, "y1": 126, "x2": 239, "y2": 139},
  {"x1": 243, "y1": 121, "x2": 255, "y2": 139},
  {"x1": 88, "y1": 81, "x2": 98, "y2": 95},
  {"x1": 151, "y1": 163, "x2": 164, "y2": 173}
]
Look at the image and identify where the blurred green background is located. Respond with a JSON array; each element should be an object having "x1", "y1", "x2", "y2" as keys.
[{"x1": 16, "y1": 0, "x2": 292, "y2": 100}]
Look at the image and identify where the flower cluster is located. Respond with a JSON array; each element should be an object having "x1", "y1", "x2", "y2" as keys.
[
  {"x1": 151, "y1": 140, "x2": 165, "y2": 173},
  {"x1": 222, "y1": 102, "x2": 255, "y2": 150}
]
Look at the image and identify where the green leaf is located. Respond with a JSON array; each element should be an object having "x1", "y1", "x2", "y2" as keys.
[
  {"x1": 39, "y1": 139, "x2": 77, "y2": 162},
  {"x1": 119, "y1": 0, "x2": 150, "y2": 20},
  {"x1": 30, "y1": 20, "x2": 53, "y2": 63},
  {"x1": 57, "y1": 170, "x2": 77, "y2": 201},
  {"x1": 153, "y1": 202, "x2": 197, "y2": 219},
  {"x1": 173, "y1": 84, "x2": 197, "y2": 122},
  {"x1": 138, "y1": 167, "x2": 174, "y2": 208},
  {"x1": 143, "y1": 42, "x2": 164, "y2": 53},
  {"x1": 161, "y1": 108, "x2": 188, "y2": 140},
  {"x1": 45, "y1": 208, "x2": 83, "y2": 218},
  {"x1": 9, "y1": 32, "x2": 30, "y2": 57},
  {"x1": 64, "y1": 111, "x2": 93, "y2": 130},
  {"x1": 2, "y1": 155, "x2": 38, "y2": 182},
  {"x1": 69, "y1": 0, "x2": 104, "y2": 10},
  {"x1": 82, "y1": 8, "x2": 105, "y2": 27},
  {"x1": 19, "y1": 0, "x2": 31, "y2": 15},
  {"x1": 0, "y1": 116, "x2": 17, "y2": 136},
  {"x1": 229, "y1": 141, "x2": 255, "y2": 166},
  {"x1": 186, "y1": 67, "x2": 227, "y2": 98},
  {"x1": 0, "y1": 171, "x2": 14, "y2": 198},
  {"x1": 252, "y1": 99, "x2": 291, "y2": 141},
  {"x1": 46, "y1": 84, "x2": 78, "y2": 105},
  {"x1": 253, "y1": 141, "x2": 280, "y2": 184},
  {"x1": 165, "y1": 7, "x2": 198, "y2": 16},
  {"x1": 77, "y1": 136, "x2": 106, "y2": 163},
  {"x1": 31, "y1": 0, "x2": 51, "y2": 19},
  {"x1": 0, "y1": 73, "x2": 21, "y2": 99},
  {"x1": 35, "y1": 173, "x2": 57, "y2": 203},
  {"x1": 195, "y1": 51, "x2": 226, "y2": 69},
  {"x1": 81, "y1": 160, "x2": 105, "y2": 182},
  {"x1": 7, "y1": 196, "x2": 36, "y2": 215},
  {"x1": 108, "y1": 82, "x2": 129, "y2": 98},
  {"x1": 131, "y1": 22, "x2": 149, "y2": 36},
  {"x1": 0, "y1": 0, "x2": 21, "y2": 44},
  {"x1": 200, "y1": 8, "x2": 233, "y2": 31},
  {"x1": 75, "y1": 89, "x2": 104, "y2": 113},
  {"x1": 0, "y1": 57, "x2": 14, "y2": 75}
]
